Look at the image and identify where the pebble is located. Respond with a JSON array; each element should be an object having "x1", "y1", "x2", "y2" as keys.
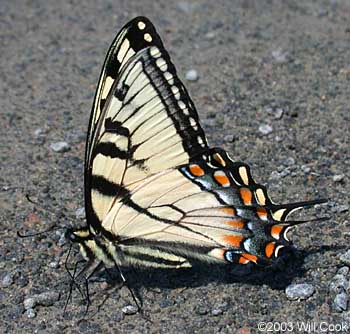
[
  {"x1": 185, "y1": 69, "x2": 199, "y2": 82},
  {"x1": 274, "y1": 108, "x2": 284, "y2": 119},
  {"x1": 274, "y1": 135, "x2": 283, "y2": 142},
  {"x1": 333, "y1": 174, "x2": 345, "y2": 182},
  {"x1": 271, "y1": 49, "x2": 289, "y2": 64},
  {"x1": 283, "y1": 157, "x2": 295, "y2": 166},
  {"x1": 211, "y1": 302, "x2": 228, "y2": 316},
  {"x1": 333, "y1": 292, "x2": 349, "y2": 312},
  {"x1": 343, "y1": 311, "x2": 350, "y2": 322},
  {"x1": 23, "y1": 291, "x2": 60, "y2": 310},
  {"x1": 224, "y1": 134, "x2": 235, "y2": 143},
  {"x1": 211, "y1": 308, "x2": 223, "y2": 316},
  {"x1": 26, "y1": 308, "x2": 36, "y2": 318},
  {"x1": 270, "y1": 170, "x2": 281, "y2": 180},
  {"x1": 340, "y1": 250, "x2": 350, "y2": 266},
  {"x1": 285, "y1": 283, "x2": 315, "y2": 300},
  {"x1": 177, "y1": 1, "x2": 196, "y2": 13},
  {"x1": 258, "y1": 124, "x2": 273, "y2": 135},
  {"x1": 1, "y1": 272, "x2": 14, "y2": 288},
  {"x1": 34, "y1": 128, "x2": 45, "y2": 138},
  {"x1": 301, "y1": 165, "x2": 311, "y2": 173},
  {"x1": 75, "y1": 207, "x2": 85, "y2": 219},
  {"x1": 49, "y1": 261, "x2": 59, "y2": 269},
  {"x1": 338, "y1": 266, "x2": 349, "y2": 276},
  {"x1": 57, "y1": 231, "x2": 66, "y2": 247},
  {"x1": 121, "y1": 304, "x2": 138, "y2": 315},
  {"x1": 329, "y1": 274, "x2": 349, "y2": 293},
  {"x1": 334, "y1": 205, "x2": 349, "y2": 213},
  {"x1": 50, "y1": 141, "x2": 70, "y2": 152}
]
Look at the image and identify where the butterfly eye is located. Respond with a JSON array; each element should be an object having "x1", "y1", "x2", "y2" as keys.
[{"x1": 64, "y1": 229, "x2": 76, "y2": 242}]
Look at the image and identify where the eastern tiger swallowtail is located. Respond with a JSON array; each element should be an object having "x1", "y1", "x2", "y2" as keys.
[{"x1": 65, "y1": 16, "x2": 326, "y2": 275}]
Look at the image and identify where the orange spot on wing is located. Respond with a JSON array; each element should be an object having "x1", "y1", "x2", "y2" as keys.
[
  {"x1": 221, "y1": 207, "x2": 236, "y2": 216},
  {"x1": 214, "y1": 172, "x2": 230, "y2": 187},
  {"x1": 239, "y1": 256, "x2": 250, "y2": 264},
  {"x1": 240, "y1": 253, "x2": 258, "y2": 264},
  {"x1": 213, "y1": 153, "x2": 226, "y2": 167},
  {"x1": 239, "y1": 188, "x2": 253, "y2": 205},
  {"x1": 189, "y1": 164, "x2": 204, "y2": 177},
  {"x1": 225, "y1": 220, "x2": 245, "y2": 229},
  {"x1": 256, "y1": 207, "x2": 268, "y2": 219},
  {"x1": 223, "y1": 235, "x2": 244, "y2": 247},
  {"x1": 271, "y1": 225, "x2": 284, "y2": 239},
  {"x1": 265, "y1": 242, "x2": 276, "y2": 258}
]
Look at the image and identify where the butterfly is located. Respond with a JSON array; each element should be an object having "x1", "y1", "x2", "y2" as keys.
[{"x1": 65, "y1": 16, "x2": 326, "y2": 279}]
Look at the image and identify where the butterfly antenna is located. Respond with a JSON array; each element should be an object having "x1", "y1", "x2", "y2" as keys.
[
  {"x1": 18, "y1": 194, "x2": 64, "y2": 238},
  {"x1": 17, "y1": 225, "x2": 60, "y2": 238}
]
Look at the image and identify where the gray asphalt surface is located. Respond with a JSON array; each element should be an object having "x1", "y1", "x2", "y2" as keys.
[{"x1": 1, "y1": 1, "x2": 349, "y2": 333}]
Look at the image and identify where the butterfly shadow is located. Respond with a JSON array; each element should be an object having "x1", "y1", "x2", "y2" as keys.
[{"x1": 98, "y1": 242, "x2": 340, "y2": 296}]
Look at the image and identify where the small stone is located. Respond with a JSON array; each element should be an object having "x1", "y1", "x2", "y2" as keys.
[
  {"x1": 338, "y1": 267, "x2": 349, "y2": 276},
  {"x1": 340, "y1": 250, "x2": 350, "y2": 265},
  {"x1": 301, "y1": 165, "x2": 311, "y2": 173},
  {"x1": 285, "y1": 283, "x2": 315, "y2": 300},
  {"x1": 211, "y1": 302, "x2": 228, "y2": 316},
  {"x1": 24, "y1": 298, "x2": 36, "y2": 310},
  {"x1": 122, "y1": 304, "x2": 138, "y2": 315},
  {"x1": 329, "y1": 274, "x2": 349, "y2": 293},
  {"x1": 34, "y1": 128, "x2": 45, "y2": 137},
  {"x1": 333, "y1": 174, "x2": 345, "y2": 182},
  {"x1": 258, "y1": 124, "x2": 273, "y2": 135},
  {"x1": 195, "y1": 305, "x2": 208, "y2": 315},
  {"x1": 283, "y1": 157, "x2": 295, "y2": 166},
  {"x1": 26, "y1": 308, "x2": 36, "y2": 318},
  {"x1": 333, "y1": 292, "x2": 349, "y2": 312},
  {"x1": 224, "y1": 134, "x2": 235, "y2": 143},
  {"x1": 270, "y1": 171, "x2": 281, "y2": 180},
  {"x1": 343, "y1": 311, "x2": 350, "y2": 322},
  {"x1": 205, "y1": 31, "x2": 216, "y2": 40},
  {"x1": 57, "y1": 232, "x2": 66, "y2": 247},
  {"x1": 274, "y1": 135, "x2": 283, "y2": 142},
  {"x1": 211, "y1": 308, "x2": 223, "y2": 316},
  {"x1": 271, "y1": 49, "x2": 289, "y2": 64},
  {"x1": 24, "y1": 291, "x2": 60, "y2": 310},
  {"x1": 49, "y1": 261, "x2": 59, "y2": 269},
  {"x1": 335, "y1": 205, "x2": 349, "y2": 213},
  {"x1": 1, "y1": 272, "x2": 14, "y2": 288},
  {"x1": 279, "y1": 168, "x2": 291, "y2": 178},
  {"x1": 50, "y1": 141, "x2": 70, "y2": 152},
  {"x1": 75, "y1": 207, "x2": 85, "y2": 219},
  {"x1": 185, "y1": 69, "x2": 199, "y2": 82},
  {"x1": 274, "y1": 108, "x2": 284, "y2": 119},
  {"x1": 177, "y1": 1, "x2": 196, "y2": 13}
]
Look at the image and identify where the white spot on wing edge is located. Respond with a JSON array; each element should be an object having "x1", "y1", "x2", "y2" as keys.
[
  {"x1": 144, "y1": 33, "x2": 152, "y2": 42},
  {"x1": 178, "y1": 101, "x2": 186, "y2": 109},
  {"x1": 156, "y1": 58, "x2": 167, "y2": 71},
  {"x1": 164, "y1": 71, "x2": 174, "y2": 85},
  {"x1": 138, "y1": 21, "x2": 146, "y2": 30},
  {"x1": 239, "y1": 166, "x2": 249, "y2": 185},
  {"x1": 117, "y1": 39, "x2": 130, "y2": 63},
  {"x1": 150, "y1": 46, "x2": 161, "y2": 57},
  {"x1": 101, "y1": 76, "x2": 114, "y2": 100},
  {"x1": 272, "y1": 208, "x2": 286, "y2": 221},
  {"x1": 171, "y1": 86, "x2": 180, "y2": 99}
]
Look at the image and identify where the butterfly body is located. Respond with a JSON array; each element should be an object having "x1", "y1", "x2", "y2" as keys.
[{"x1": 68, "y1": 16, "x2": 326, "y2": 274}]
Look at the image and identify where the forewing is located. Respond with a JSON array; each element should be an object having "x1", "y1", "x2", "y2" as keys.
[{"x1": 86, "y1": 18, "x2": 208, "y2": 231}]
